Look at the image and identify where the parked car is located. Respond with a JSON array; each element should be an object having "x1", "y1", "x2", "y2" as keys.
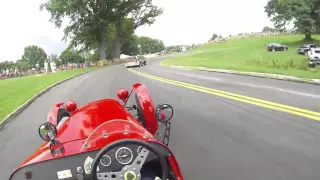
[
  {"x1": 297, "y1": 44, "x2": 318, "y2": 55},
  {"x1": 308, "y1": 48, "x2": 320, "y2": 68},
  {"x1": 267, "y1": 43, "x2": 288, "y2": 52}
]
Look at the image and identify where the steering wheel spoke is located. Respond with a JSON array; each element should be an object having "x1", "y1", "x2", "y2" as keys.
[
  {"x1": 132, "y1": 148, "x2": 150, "y2": 171},
  {"x1": 97, "y1": 171, "x2": 122, "y2": 180},
  {"x1": 92, "y1": 140, "x2": 168, "y2": 180}
]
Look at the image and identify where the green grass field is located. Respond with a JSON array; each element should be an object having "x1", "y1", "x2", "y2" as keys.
[
  {"x1": 162, "y1": 35, "x2": 320, "y2": 79},
  {"x1": 0, "y1": 67, "x2": 96, "y2": 122}
]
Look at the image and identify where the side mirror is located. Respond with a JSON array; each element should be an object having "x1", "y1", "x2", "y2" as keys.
[
  {"x1": 155, "y1": 104, "x2": 173, "y2": 123},
  {"x1": 38, "y1": 122, "x2": 57, "y2": 142},
  {"x1": 117, "y1": 88, "x2": 129, "y2": 102}
]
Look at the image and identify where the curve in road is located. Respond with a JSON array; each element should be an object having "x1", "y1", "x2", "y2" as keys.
[
  {"x1": 128, "y1": 68, "x2": 320, "y2": 121},
  {"x1": 1, "y1": 56, "x2": 320, "y2": 180}
]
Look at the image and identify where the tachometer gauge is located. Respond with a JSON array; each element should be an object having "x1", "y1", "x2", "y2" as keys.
[
  {"x1": 115, "y1": 147, "x2": 133, "y2": 165},
  {"x1": 100, "y1": 155, "x2": 111, "y2": 166}
]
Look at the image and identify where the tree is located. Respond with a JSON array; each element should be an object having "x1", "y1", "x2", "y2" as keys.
[
  {"x1": 21, "y1": 45, "x2": 47, "y2": 67},
  {"x1": 48, "y1": 54, "x2": 62, "y2": 66},
  {"x1": 87, "y1": 53, "x2": 99, "y2": 62},
  {"x1": 262, "y1": 26, "x2": 280, "y2": 32},
  {"x1": 0, "y1": 61, "x2": 15, "y2": 70},
  {"x1": 264, "y1": 0, "x2": 320, "y2": 40},
  {"x1": 16, "y1": 59, "x2": 32, "y2": 70},
  {"x1": 121, "y1": 34, "x2": 139, "y2": 56},
  {"x1": 114, "y1": 18, "x2": 135, "y2": 58},
  {"x1": 75, "y1": 24, "x2": 117, "y2": 60},
  {"x1": 210, "y1": 34, "x2": 218, "y2": 41},
  {"x1": 113, "y1": 0, "x2": 163, "y2": 58},
  {"x1": 59, "y1": 48, "x2": 83, "y2": 64},
  {"x1": 40, "y1": 0, "x2": 120, "y2": 60},
  {"x1": 137, "y1": 36, "x2": 165, "y2": 54}
]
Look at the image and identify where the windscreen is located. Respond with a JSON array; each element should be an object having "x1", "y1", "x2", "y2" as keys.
[{"x1": 81, "y1": 119, "x2": 154, "y2": 151}]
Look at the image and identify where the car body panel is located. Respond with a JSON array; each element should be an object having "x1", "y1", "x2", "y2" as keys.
[
  {"x1": 47, "y1": 102, "x2": 64, "y2": 125},
  {"x1": 55, "y1": 99, "x2": 140, "y2": 143},
  {"x1": 15, "y1": 120, "x2": 154, "y2": 169},
  {"x1": 133, "y1": 83, "x2": 158, "y2": 135},
  {"x1": 9, "y1": 83, "x2": 183, "y2": 180}
]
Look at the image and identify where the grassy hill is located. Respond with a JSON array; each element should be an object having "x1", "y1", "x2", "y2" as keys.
[
  {"x1": 162, "y1": 35, "x2": 320, "y2": 79},
  {"x1": 0, "y1": 68, "x2": 96, "y2": 122}
]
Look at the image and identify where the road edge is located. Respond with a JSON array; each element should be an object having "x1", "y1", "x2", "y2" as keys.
[
  {"x1": 198, "y1": 67, "x2": 320, "y2": 85},
  {"x1": 161, "y1": 62, "x2": 320, "y2": 86},
  {"x1": 0, "y1": 71, "x2": 91, "y2": 131}
]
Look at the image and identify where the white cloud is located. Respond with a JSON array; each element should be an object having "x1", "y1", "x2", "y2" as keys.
[
  {"x1": 0, "y1": 0, "x2": 273, "y2": 61},
  {"x1": 0, "y1": 0, "x2": 66, "y2": 61},
  {"x1": 135, "y1": 0, "x2": 274, "y2": 45}
]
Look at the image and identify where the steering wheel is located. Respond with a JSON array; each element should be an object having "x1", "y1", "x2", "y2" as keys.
[{"x1": 91, "y1": 139, "x2": 168, "y2": 180}]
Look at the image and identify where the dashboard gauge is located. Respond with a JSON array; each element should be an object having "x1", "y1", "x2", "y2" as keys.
[
  {"x1": 100, "y1": 155, "x2": 112, "y2": 166},
  {"x1": 115, "y1": 147, "x2": 133, "y2": 165},
  {"x1": 137, "y1": 146, "x2": 142, "y2": 153}
]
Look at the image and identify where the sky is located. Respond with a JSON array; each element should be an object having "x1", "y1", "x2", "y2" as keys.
[{"x1": 0, "y1": 0, "x2": 274, "y2": 62}]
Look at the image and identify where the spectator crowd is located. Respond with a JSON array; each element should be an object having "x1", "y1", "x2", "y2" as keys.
[{"x1": 0, "y1": 62, "x2": 97, "y2": 80}]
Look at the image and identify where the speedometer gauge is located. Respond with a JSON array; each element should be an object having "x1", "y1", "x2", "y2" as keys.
[
  {"x1": 100, "y1": 155, "x2": 111, "y2": 166},
  {"x1": 115, "y1": 147, "x2": 133, "y2": 165}
]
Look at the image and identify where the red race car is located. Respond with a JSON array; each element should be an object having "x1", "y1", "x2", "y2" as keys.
[{"x1": 9, "y1": 83, "x2": 182, "y2": 180}]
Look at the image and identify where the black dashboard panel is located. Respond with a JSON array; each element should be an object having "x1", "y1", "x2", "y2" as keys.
[
  {"x1": 10, "y1": 150, "x2": 99, "y2": 180},
  {"x1": 10, "y1": 142, "x2": 170, "y2": 180}
]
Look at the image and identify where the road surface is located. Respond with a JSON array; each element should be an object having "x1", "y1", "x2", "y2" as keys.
[{"x1": 1, "y1": 56, "x2": 320, "y2": 180}]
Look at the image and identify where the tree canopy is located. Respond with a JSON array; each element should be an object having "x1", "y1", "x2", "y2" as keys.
[
  {"x1": 40, "y1": 0, "x2": 163, "y2": 60},
  {"x1": 264, "y1": 0, "x2": 320, "y2": 40},
  {"x1": 21, "y1": 45, "x2": 47, "y2": 67},
  {"x1": 262, "y1": 26, "x2": 280, "y2": 32},
  {"x1": 0, "y1": 61, "x2": 16, "y2": 70},
  {"x1": 137, "y1": 36, "x2": 165, "y2": 54},
  {"x1": 112, "y1": 0, "x2": 163, "y2": 58},
  {"x1": 59, "y1": 48, "x2": 84, "y2": 64},
  {"x1": 210, "y1": 34, "x2": 218, "y2": 41}
]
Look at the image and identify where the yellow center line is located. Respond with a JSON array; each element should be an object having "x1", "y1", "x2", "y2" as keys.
[{"x1": 128, "y1": 68, "x2": 320, "y2": 121}]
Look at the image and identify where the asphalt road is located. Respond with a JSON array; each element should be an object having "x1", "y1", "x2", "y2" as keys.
[{"x1": 1, "y1": 55, "x2": 320, "y2": 180}]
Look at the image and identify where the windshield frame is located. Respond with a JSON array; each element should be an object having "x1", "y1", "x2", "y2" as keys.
[{"x1": 81, "y1": 119, "x2": 154, "y2": 152}]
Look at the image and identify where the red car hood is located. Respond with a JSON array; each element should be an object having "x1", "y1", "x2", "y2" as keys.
[
  {"x1": 55, "y1": 98, "x2": 138, "y2": 144},
  {"x1": 17, "y1": 99, "x2": 144, "y2": 168}
]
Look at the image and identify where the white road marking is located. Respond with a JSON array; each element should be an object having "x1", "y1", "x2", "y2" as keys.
[
  {"x1": 152, "y1": 67, "x2": 320, "y2": 98},
  {"x1": 235, "y1": 82, "x2": 320, "y2": 98}
]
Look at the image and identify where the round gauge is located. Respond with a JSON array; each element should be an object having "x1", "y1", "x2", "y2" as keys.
[
  {"x1": 100, "y1": 155, "x2": 112, "y2": 166},
  {"x1": 115, "y1": 147, "x2": 133, "y2": 165},
  {"x1": 137, "y1": 146, "x2": 142, "y2": 153}
]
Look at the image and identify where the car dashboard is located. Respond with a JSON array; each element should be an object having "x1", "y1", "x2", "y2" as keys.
[{"x1": 10, "y1": 142, "x2": 170, "y2": 180}]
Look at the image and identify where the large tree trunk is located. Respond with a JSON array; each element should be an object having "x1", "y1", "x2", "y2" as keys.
[
  {"x1": 304, "y1": 30, "x2": 312, "y2": 41},
  {"x1": 115, "y1": 33, "x2": 121, "y2": 59},
  {"x1": 115, "y1": 22, "x2": 122, "y2": 59},
  {"x1": 98, "y1": 26, "x2": 106, "y2": 60}
]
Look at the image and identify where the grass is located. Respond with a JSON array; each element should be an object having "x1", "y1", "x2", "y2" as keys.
[
  {"x1": 162, "y1": 35, "x2": 320, "y2": 79},
  {"x1": 0, "y1": 67, "x2": 97, "y2": 122}
]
